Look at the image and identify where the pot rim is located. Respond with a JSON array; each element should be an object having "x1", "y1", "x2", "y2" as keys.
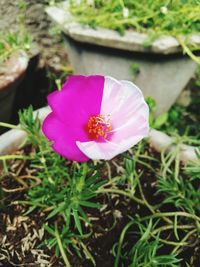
[
  {"x1": 0, "y1": 51, "x2": 29, "y2": 92},
  {"x1": 46, "y1": 2, "x2": 200, "y2": 55}
]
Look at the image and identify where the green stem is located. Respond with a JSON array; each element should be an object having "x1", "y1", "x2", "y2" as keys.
[
  {"x1": 114, "y1": 220, "x2": 134, "y2": 267},
  {"x1": 152, "y1": 235, "x2": 188, "y2": 246},
  {"x1": 54, "y1": 223, "x2": 71, "y2": 267},
  {"x1": 98, "y1": 176, "x2": 123, "y2": 189},
  {"x1": 137, "y1": 175, "x2": 172, "y2": 224},
  {"x1": 174, "y1": 145, "x2": 180, "y2": 183},
  {"x1": 151, "y1": 224, "x2": 194, "y2": 236},
  {"x1": 2, "y1": 159, "x2": 8, "y2": 174},
  {"x1": 172, "y1": 229, "x2": 197, "y2": 254},
  {"x1": 137, "y1": 174, "x2": 155, "y2": 214},
  {"x1": 177, "y1": 36, "x2": 200, "y2": 65},
  {"x1": 0, "y1": 122, "x2": 19, "y2": 129},
  {"x1": 97, "y1": 188, "x2": 145, "y2": 205},
  {"x1": 13, "y1": 200, "x2": 49, "y2": 208},
  {"x1": 106, "y1": 162, "x2": 112, "y2": 181},
  {"x1": 79, "y1": 241, "x2": 96, "y2": 266},
  {"x1": 0, "y1": 155, "x2": 31, "y2": 160},
  {"x1": 150, "y1": 225, "x2": 196, "y2": 247},
  {"x1": 140, "y1": 211, "x2": 200, "y2": 223}
]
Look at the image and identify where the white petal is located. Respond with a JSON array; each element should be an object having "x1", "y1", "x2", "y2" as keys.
[
  {"x1": 76, "y1": 77, "x2": 149, "y2": 160},
  {"x1": 101, "y1": 77, "x2": 149, "y2": 139},
  {"x1": 76, "y1": 134, "x2": 145, "y2": 160}
]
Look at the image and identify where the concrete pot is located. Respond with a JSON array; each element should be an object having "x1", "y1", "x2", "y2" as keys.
[
  {"x1": 0, "y1": 106, "x2": 198, "y2": 165},
  {"x1": 46, "y1": 2, "x2": 200, "y2": 116},
  {"x1": 0, "y1": 106, "x2": 50, "y2": 155},
  {"x1": 0, "y1": 51, "x2": 29, "y2": 125}
]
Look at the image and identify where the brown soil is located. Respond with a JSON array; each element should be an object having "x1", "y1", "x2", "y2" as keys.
[{"x1": 0, "y1": 145, "x2": 199, "y2": 267}]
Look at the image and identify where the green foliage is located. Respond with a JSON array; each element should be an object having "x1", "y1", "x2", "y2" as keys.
[
  {"x1": 145, "y1": 96, "x2": 168, "y2": 129},
  {"x1": 69, "y1": 0, "x2": 200, "y2": 36},
  {"x1": 156, "y1": 174, "x2": 200, "y2": 214},
  {"x1": 19, "y1": 108, "x2": 105, "y2": 230},
  {"x1": 130, "y1": 63, "x2": 140, "y2": 79},
  {"x1": 0, "y1": 0, "x2": 32, "y2": 64},
  {"x1": 17, "y1": 106, "x2": 105, "y2": 264},
  {"x1": 69, "y1": 0, "x2": 200, "y2": 63},
  {"x1": 159, "y1": 99, "x2": 200, "y2": 142},
  {"x1": 146, "y1": 71, "x2": 200, "y2": 144},
  {"x1": 145, "y1": 96, "x2": 156, "y2": 127},
  {"x1": 184, "y1": 148, "x2": 200, "y2": 178},
  {"x1": 153, "y1": 112, "x2": 168, "y2": 129},
  {"x1": 17, "y1": 0, "x2": 28, "y2": 11},
  {"x1": 1, "y1": 105, "x2": 200, "y2": 266},
  {"x1": 113, "y1": 218, "x2": 181, "y2": 267},
  {"x1": 129, "y1": 236, "x2": 180, "y2": 267},
  {"x1": 110, "y1": 140, "x2": 200, "y2": 267},
  {"x1": 195, "y1": 67, "x2": 200, "y2": 87},
  {"x1": 0, "y1": 31, "x2": 32, "y2": 64},
  {"x1": 43, "y1": 223, "x2": 77, "y2": 255},
  {"x1": 0, "y1": 1, "x2": 31, "y2": 64},
  {"x1": 19, "y1": 106, "x2": 43, "y2": 146}
]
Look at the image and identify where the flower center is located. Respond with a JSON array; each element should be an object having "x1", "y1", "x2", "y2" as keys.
[{"x1": 86, "y1": 114, "x2": 112, "y2": 141}]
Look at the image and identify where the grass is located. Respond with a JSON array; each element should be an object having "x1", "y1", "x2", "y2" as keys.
[
  {"x1": 68, "y1": 0, "x2": 200, "y2": 63},
  {"x1": 69, "y1": 0, "x2": 200, "y2": 35},
  {"x1": 0, "y1": 31, "x2": 32, "y2": 64},
  {"x1": 0, "y1": 0, "x2": 32, "y2": 65},
  {"x1": 0, "y1": 105, "x2": 200, "y2": 266}
]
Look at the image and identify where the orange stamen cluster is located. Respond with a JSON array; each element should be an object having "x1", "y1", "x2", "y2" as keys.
[{"x1": 87, "y1": 114, "x2": 112, "y2": 140}]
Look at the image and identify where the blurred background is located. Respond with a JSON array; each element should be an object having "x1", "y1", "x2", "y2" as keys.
[{"x1": 0, "y1": 0, "x2": 70, "y2": 133}]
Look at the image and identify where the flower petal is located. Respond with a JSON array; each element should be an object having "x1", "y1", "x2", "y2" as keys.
[
  {"x1": 76, "y1": 77, "x2": 149, "y2": 160},
  {"x1": 42, "y1": 112, "x2": 89, "y2": 162},
  {"x1": 47, "y1": 75, "x2": 105, "y2": 128},
  {"x1": 76, "y1": 134, "x2": 144, "y2": 160},
  {"x1": 101, "y1": 77, "x2": 149, "y2": 138},
  {"x1": 42, "y1": 75, "x2": 105, "y2": 161}
]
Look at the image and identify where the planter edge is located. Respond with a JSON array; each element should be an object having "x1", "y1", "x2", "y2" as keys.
[
  {"x1": 46, "y1": 4, "x2": 200, "y2": 55},
  {"x1": 0, "y1": 106, "x2": 50, "y2": 155},
  {"x1": 148, "y1": 129, "x2": 199, "y2": 165}
]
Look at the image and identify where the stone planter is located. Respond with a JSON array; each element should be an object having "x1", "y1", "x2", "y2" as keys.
[
  {"x1": 0, "y1": 51, "x2": 29, "y2": 126},
  {"x1": 46, "y1": 2, "x2": 200, "y2": 116},
  {"x1": 0, "y1": 106, "x2": 50, "y2": 155},
  {"x1": 0, "y1": 45, "x2": 41, "y2": 134},
  {"x1": 0, "y1": 106, "x2": 198, "y2": 165}
]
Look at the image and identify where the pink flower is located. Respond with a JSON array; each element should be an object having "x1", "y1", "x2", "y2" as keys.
[{"x1": 42, "y1": 75, "x2": 149, "y2": 162}]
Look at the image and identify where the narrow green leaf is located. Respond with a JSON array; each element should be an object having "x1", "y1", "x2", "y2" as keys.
[
  {"x1": 79, "y1": 200, "x2": 102, "y2": 209},
  {"x1": 47, "y1": 203, "x2": 65, "y2": 219},
  {"x1": 73, "y1": 209, "x2": 83, "y2": 235},
  {"x1": 141, "y1": 219, "x2": 152, "y2": 241},
  {"x1": 154, "y1": 112, "x2": 168, "y2": 129},
  {"x1": 173, "y1": 214, "x2": 179, "y2": 240},
  {"x1": 43, "y1": 224, "x2": 55, "y2": 236}
]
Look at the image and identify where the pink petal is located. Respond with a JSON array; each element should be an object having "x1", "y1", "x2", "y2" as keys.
[
  {"x1": 42, "y1": 112, "x2": 89, "y2": 162},
  {"x1": 42, "y1": 75, "x2": 105, "y2": 161},
  {"x1": 47, "y1": 75, "x2": 104, "y2": 128}
]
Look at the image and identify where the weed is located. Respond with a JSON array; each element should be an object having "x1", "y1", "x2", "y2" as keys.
[
  {"x1": 0, "y1": 31, "x2": 32, "y2": 64},
  {"x1": 68, "y1": 0, "x2": 200, "y2": 63}
]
